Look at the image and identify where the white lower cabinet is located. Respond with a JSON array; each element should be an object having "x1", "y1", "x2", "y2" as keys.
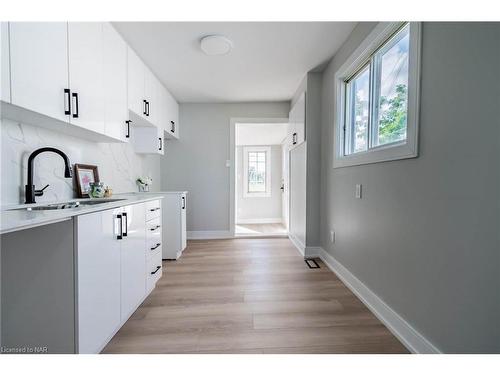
[
  {"x1": 76, "y1": 200, "x2": 161, "y2": 353},
  {"x1": 162, "y1": 192, "x2": 187, "y2": 260},
  {"x1": 77, "y1": 208, "x2": 122, "y2": 354},
  {"x1": 119, "y1": 203, "x2": 147, "y2": 322}
]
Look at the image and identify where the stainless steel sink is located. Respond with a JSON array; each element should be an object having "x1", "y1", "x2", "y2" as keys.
[{"x1": 9, "y1": 198, "x2": 126, "y2": 211}]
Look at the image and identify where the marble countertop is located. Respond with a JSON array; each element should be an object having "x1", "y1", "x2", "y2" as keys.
[{"x1": 0, "y1": 193, "x2": 166, "y2": 235}]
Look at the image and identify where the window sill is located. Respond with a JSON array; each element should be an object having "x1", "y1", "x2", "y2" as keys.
[{"x1": 333, "y1": 141, "x2": 418, "y2": 168}]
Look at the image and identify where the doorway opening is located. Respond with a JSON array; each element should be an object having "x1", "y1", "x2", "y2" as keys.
[{"x1": 230, "y1": 119, "x2": 290, "y2": 237}]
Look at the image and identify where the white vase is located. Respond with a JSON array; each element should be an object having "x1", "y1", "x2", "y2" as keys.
[{"x1": 138, "y1": 184, "x2": 150, "y2": 192}]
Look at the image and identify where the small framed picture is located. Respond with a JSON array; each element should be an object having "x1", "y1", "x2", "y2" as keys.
[{"x1": 74, "y1": 164, "x2": 100, "y2": 198}]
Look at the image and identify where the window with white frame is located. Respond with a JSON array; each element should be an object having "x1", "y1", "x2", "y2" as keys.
[
  {"x1": 243, "y1": 146, "x2": 271, "y2": 197},
  {"x1": 334, "y1": 22, "x2": 421, "y2": 168}
]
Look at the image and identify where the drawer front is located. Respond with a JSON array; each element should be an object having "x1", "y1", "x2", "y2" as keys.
[
  {"x1": 146, "y1": 217, "x2": 161, "y2": 238},
  {"x1": 147, "y1": 242, "x2": 162, "y2": 259},
  {"x1": 145, "y1": 200, "x2": 162, "y2": 221},
  {"x1": 147, "y1": 251, "x2": 163, "y2": 291}
]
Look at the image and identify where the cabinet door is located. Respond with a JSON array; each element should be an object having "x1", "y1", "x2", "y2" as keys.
[
  {"x1": 131, "y1": 125, "x2": 164, "y2": 155},
  {"x1": 165, "y1": 89, "x2": 179, "y2": 139},
  {"x1": 68, "y1": 22, "x2": 105, "y2": 134},
  {"x1": 9, "y1": 22, "x2": 69, "y2": 122},
  {"x1": 103, "y1": 23, "x2": 128, "y2": 142},
  {"x1": 180, "y1": 194, "x2": 187, "y2": 251},
  {"x1": 120, "y1": 203, "x2": 146, "y2": 321},
  {"x1": 77, "y1": 208, "x2": 121, "y2": 354},
  {"x1": 127, "y1": 46, "x2": 146, "y2": 118},
  {"x1": 294, "y1": 92, "x2": 306, "y2": 145},
  {"x1": 1, "y1": 22, "x2": 10, "y2": 102},
  {"x1": 144, "y1": 67, "x2": 158, "y2": 126},
  {"x1": 156, "y1": 82, "x2": 168, "y2": 133}
]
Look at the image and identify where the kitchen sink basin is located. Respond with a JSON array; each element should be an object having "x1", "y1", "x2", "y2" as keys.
[{"x1": 9, "y1": 198, "x2": 126, "y2": 211}]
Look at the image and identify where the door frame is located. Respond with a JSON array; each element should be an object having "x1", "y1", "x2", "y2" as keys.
[{"x1": 229, "y1": 117, "x2": 290, "y2": 237}]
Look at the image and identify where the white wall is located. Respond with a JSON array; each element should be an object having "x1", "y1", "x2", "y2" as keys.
[
  {"x1": 320, "y1": 22, "x2": 500, "y2": 353},
  {"x1": 0, "y1": 118, "x2": 160, "y2": 205},
  {"x1": 160, "y1": 102, "x2": 290, "y2": 232},
  {"x1": 236, "y1": 145, "x2": 282, "y2": 223}
]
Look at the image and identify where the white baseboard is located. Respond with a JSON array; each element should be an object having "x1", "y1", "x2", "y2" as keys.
[
  {"x1": 236, "y1": 218, "x2": 283, "y2": 224},
  {"x1": 187, "y1": 230, "x2": 232, "y2": 240},
  {"x1": 288, "y1": 233, "x2": 305, "y2": 256},
  {"x1": 315, "y1": 247, "x2": 441, "y2": 354}
]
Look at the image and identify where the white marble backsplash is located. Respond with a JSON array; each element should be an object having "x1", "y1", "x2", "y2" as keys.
[{"x1": 0, "y1": 118, "x2": 161, "y2": 205}]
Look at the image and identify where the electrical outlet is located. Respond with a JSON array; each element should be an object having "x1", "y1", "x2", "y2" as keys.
[
  {"x1": 355, "y1": 184, "x2": 362, "y2": 199},
  {"x1": 330, "y1": 230, "x2": 335, "y2": 243}
]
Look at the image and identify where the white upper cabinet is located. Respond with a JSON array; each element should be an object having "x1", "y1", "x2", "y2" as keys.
[
  {"x1": 127, "y1": 46, "x2": 146, "y2": 120},
  {"x1": 1, "y1": 22, "x2": 10, "y2": 103},
  {"x1": 131, "y1": 125, "x2": 165, "y2": 155},
  {"x1": 68, "y1": 22, "x2": 105, "y2": 135},
  {"x1": 144, "y1": 66, "x2": 158, "y2": 125},
  {"x1": 165, "y1": 89, "x2": 180, "y2": 139},
  {"x1": 9, "y1": 22, "x2": 70, "y2": 123},
  {"x1": 289, "y1": 92, "x2": 306, "y2": 149},
  {"x1": 103, "y1": 23, "x2": 128, "y2": 142}
]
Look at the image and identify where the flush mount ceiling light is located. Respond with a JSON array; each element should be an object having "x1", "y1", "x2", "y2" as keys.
[{"x1": 200, "y1": 35, "x2": 233, "y2": 56}]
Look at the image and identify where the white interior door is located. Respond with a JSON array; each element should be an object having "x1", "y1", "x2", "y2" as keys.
[
  {"x1": 281, "y1": 140, "x2": 290, "y2": 231},
  {"x1": 9, "y1": 22, "x2": 69, "y2": 122}
]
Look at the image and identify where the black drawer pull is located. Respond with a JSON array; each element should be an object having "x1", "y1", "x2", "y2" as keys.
[
  {"x1": 150, "y1": 243, "x2": 161, "y2": 250},
  {"x1": 64, "y1": 88, "x2": 71, "y2": 115},
  {"x1": 122, "y1": 212, "x2": 128, "y2": 237},
  {"x1": 116, "y1": 214, "x2": 123, "y2": 240},
  {"x1": 72, "y1": 92, "x2": 79, "y2": 118},
  {"x1": 151, "y1": 266, "x2": 161, "y2": 275},
  {"x1": 150, "y1": 225, "x2": 161, "y2": 231},
  {"x1": 125, "y1": 120, "x2": 131, "y2": 138},
  {"x1": 149, "y1": 207, "x2": 160, "y2": 212},
  {"x1": 143, "y1": 99, "x2": 147, "y2": 115}
]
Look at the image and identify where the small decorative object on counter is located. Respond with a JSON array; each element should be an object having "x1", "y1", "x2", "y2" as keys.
[
  {"x1": 89, "y1": 182, "x2": 105, "y2": 198},
  {"x1": 137, "y1": 176, "x2": 152, "y2": 192},
  {"x1": 104, "y1": 186, "x2": 113, "y2": 198},
  {"x1": 74, "y1": 164, "x2": 100, "y2": 198}
]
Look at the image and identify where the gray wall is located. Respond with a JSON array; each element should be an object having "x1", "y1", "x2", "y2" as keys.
[
  {"x1": 289, "y1": 142, "x2": 307, "y2": 246},
  {"x1": 161, "y1": 102, "x2": 290, "y2": 232},
  {"x1": 0, "y1": 118, "x2": 161, "y2": 205},
  {"x1": 236, "y1": 145, "x2": 282, "y2": 222},
  {"x1": 320, "y1": 22, "x2": 500, "y2": 353}
]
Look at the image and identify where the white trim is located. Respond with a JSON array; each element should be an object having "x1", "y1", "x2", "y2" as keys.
[
  {"x1": 315, "y1": 247, "x2": 441, "y2": 354},
  {"x1": 242, "y1": 146, "x2": 272, "y2": 198},
  {"x1": 288, "y1": 233, "x2": 305, "y2": 256},
  {"x1": 229, "y1": 117, "x2": 290, "y2": 238},
  {"x1": 187, "y1": 230, "x2": 232, "y2": 240},
  {"x1": 333, "y1": 22, "x2": 421, "y2": 169},
  {"x1": 236, "y1": 218, "x2": 282, "y2": 224}
]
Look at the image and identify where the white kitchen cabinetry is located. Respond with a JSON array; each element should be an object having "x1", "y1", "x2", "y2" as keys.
[
  {"x1": 68, "y1": 22, "x2": 105, "y2": 135},
  {"x1": 120, "y1": 203, "x2": 147, "y2": 321},
  {"x1": 145, "y1": 199, "x2": 163, "y2": 292},
  {"x1": 77, "y1": 208, "x2": 122, "y2": 354},
  {"x1": 162, "y1": 192, "x2": 187, "y2": 260},
  {"x1": 103, "y1": 23, "x2": 129, "y2": 142},
  {"x1": 127, "y1": 46, "x2": 147, "y2": 122},
  {"x1": 1, "y1": 22, "x2": 10, "y2": 102},
  {"x1": 8, "y1": 22, "x2": 69, "y2": 123},
  {"x1": 131, "y1": 125, "x2": 165, "y2": 155},
  {"x1": 289, "y1": 92, "x2": 306, "y2": 149},
  {"x1": 165, "y1": 89, "x2": 180, "y2": 139}
]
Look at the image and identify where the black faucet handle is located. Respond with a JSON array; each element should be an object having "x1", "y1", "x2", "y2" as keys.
[{"x1": 35, "y1": 184, "x2": 50, "y2": 196}]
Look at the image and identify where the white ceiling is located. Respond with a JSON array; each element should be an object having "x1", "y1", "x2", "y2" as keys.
[
  {"x1": 236, "y1": 123, "x2": 288, "y2": 146},
  {"x1": 113, "y1": 22, "x2": 356, "y2": 103}
]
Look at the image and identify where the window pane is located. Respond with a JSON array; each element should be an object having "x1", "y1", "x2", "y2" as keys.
[
  {"x1": 248, "y1": 151, "x2": 266, "y2": 193},
  {"x1": 374, "y1": 25, "x2": 409, "y2": 146},
  {"x1": 346, "y1": 65, "x2": 370, "y2": 154}
]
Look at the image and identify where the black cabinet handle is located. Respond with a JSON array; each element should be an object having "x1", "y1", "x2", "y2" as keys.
[
  {"x1": 146, "y1": 101, "x2": 150, "y2": 117},
  {"x1": 122, "y1": 212, "x2": 128, "y2": 237},
  {"x1": 143, "y1": 100, "x2": 147, "y2": 115},
  {"x1": 292, "y1": 132, "x2": 297, "y2": 145},
  {"x1": 170, "y1": 121, "x2": 175, "y2": 133},
  {"x1": 116, "y1": 214, "x2": 123, "y2": 240},
  {"x1": 158, "y1": 137, "x2": 162, "y2": 151},
  {"x1": 150, "y1": 225, "x2": 161, "y2": 231},
  {"x1": 150, "y1": 207, "x2": 160, "y2": 212},
  {"x1": 150, "y1": 266, "x2": 161, "y2": 275},
  {"x1": 150, "y1": 243, "x2": 161, "y2": 250},
  {"x1": 181, "y1": 196, "x2": 186, "y2": 210},
  {"x1": 72, "y1": 92, "x2": 79, "y2": 118},
  {"x1": 125, "y1": 120, "x2": 131, "y2": 138},
  {"x1": 64, "y1": 88, "x2": 71, "y2": 115}
]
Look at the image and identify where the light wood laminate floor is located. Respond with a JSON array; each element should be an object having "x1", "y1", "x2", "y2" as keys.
[
  {"x1": 103, "y1": 238, "x2": 408, "y2": 354},
  {"x1": 235, "y1": 223, "x2": 287, "y2": 236}
]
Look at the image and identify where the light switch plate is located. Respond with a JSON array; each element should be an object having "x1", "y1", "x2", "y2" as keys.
[{"x1": 355, "y1": 184, "x2": 362, "y2": 199}]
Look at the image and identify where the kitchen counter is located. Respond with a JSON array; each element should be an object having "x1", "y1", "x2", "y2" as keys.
[{"x1": 0, "y1": 193, "x2": 165, "y2": 235}]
